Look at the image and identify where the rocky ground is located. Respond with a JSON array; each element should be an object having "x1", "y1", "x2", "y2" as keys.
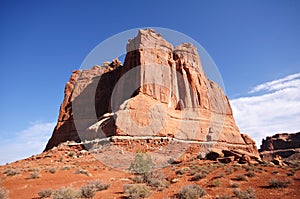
[{"x1": 0, "y1": 142, "x2": 299, "y2": 199}]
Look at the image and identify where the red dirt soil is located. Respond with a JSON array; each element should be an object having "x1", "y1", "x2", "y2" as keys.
[{"x1": 1, "y1": 144, "x2": 299, "y2": 199}]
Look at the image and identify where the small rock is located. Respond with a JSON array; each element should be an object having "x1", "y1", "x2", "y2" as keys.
[{"x1": 171, "y1": 178, "x2": 179, "y2": 183}]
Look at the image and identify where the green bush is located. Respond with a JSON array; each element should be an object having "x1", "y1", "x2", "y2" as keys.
[
  {"x1": 124, "y1": 184, "x2": 151, "y2": 199},
  {"x1": 38, "y1": 189, "x2": 53, "y2": 198},
  {"x1": 269, "y1": 178, "x2": 290, "y2": 188},
  {"x1": 0, "y1": 187, "x2": 8, "y2": 199},
  {"x1": 52, "y1": 187, "x2": 79, "y2": 199},
  {"x1": 233, "y1": 188, "x2": 256, "y2": 199},
  {"x1": 129, "y1": 153, "x2": 153, "y2": 176},
  {"x1": 178, "y1": 184, "x2": 206, "y2": 199}
]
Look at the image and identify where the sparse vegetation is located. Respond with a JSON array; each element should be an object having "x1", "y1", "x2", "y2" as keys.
[
  {"x1": 30, "y1": 171, "x2": 41, "y2": 179},
  {"x1": 225, "y1": 167, "x2": 233, "y2": 175},
  {"x1": 233, "y1": 188, "x2": 256, "y2": 199},
  {"x1": 61, "y1": 165, "x2": 72, "y2": 170},
  {"x1": 147, "y1": 178, "x2": 169, "y2": 191},
  {"x1": 68, "y1": 152, "x2": 75, "y2": 158},
  {"x1": 272, "y1": 170, "x2": 279, "y2": 175},
  {"x1": 52, "y1": 187, "x2": 79, "y2": 199},
  {"x1": 178, "y1": 184, "x2": 206, "y2": 199},
  {"x1": 124, "y1": 184, "x2": 151, "y2": 199},
  {"x1": 80, "y1": 185, "x2": 95, "y2": 198},
  {"x1": 129, "y1": 153, "x2": 153, "y2": 175},
  {"x1": 38, "y1": 189, "x2": 53, "y2": 198},
  {"x1": 176, "y1": 169, "x2": 187, "y2": 175},
  {"x1": 87, "y1": 180, "x2": 110, "y2": 191},
  {"x1": 269, "y1": 178, "x2": 290, "y2": 188},
  {"x1": 287, "y1": 169, "x2": 295, "y2": 176},
  {"x1": 230, "y1": 182, "x2": 240, "y2": 188},
  {"x1": 74, "y1": 169, "x2": 90, "y2": 176},
  {"x1": 211, "y1": 179, "x2": 221, "y2": 187},
  {"x1": 215, "y1": 195, "x2": 232, "y2": 199},
  {"x1": 48, "y1": 167, "x2": 57, "y2": 174},
  {"x1": 3, "y1": 169, "x2": 20, "y2": 176},
  {"x1": 235, "y1": 174, "x2": 248, "y2": 181},
  {"x1": 0, "y1": 187, "x2": 8, "y2": 199},
  {"x1": 246, "y1": 171, "x2": 255, "y2": 177},
  {"x1": 190, "y1": 173, "x2": 207, "y2": 181}
]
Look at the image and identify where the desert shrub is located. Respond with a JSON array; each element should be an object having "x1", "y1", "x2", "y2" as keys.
[
  {"x1": 88, "y1": 180, "x2": 110, "y2": 191},
  {"x1": 68, "y1": 152, "x2": 75, "y2": 158},
  {"x1": 30, "y1": 171, "x2": 41, "y2": 179},
  {"x1": 129, "y1": 153, "x2": 153, "y2": 175},
  {"x1": 235, "y1": 174, "x2": 248, "y2": 181},
  {"x1": 233, "y1": 188, "x2": 255, "y2": 199},
  {"x1": 178, "y1": 184, "x2": 206, "y2": 199},
  {"x1": 147, "y1": 178, "x2": 169, "y2": 191},
  {"x1": 61, "y1": 165, "x2": 71, "y2": 170},
  {"x1": 52, "y1": 187, "x2": 79, "y2": 199},
  {"x1": 3, "y1": 169, "x2": 20, "y2": 176},
  {"x1": 269, "y1": 178, "x2": 290, "y2": 188},
  {"x1": 80, "y1": 185, "x2": 95, "y2": 198},
  {"x1": 215, "y1": 195, "x2": 232, "y2": 199},
  {"x1": 271, "y1": 170, "x2": 279, "y2": 175},
  {"x1": 0, "y1": 187, "x2": 8, "y2": 199},
  {"x1": 230, "y1": 182, "x2": 240, "y2": 188},
  {"x1": 38, "y1": 189, "x2": 53, "y2": 198},
  {"x1": 74, "y1": 169, "x2": 90, "y2": 176},
  {"x1": 48, "y1": 167, "x2": 57, "y2": 174},
  {"x1": 190, "y1": 173, "x2": 207, "y2": 181},
  {"x1": 132, "y1": 175, "x2": 145, "y2": 183},
  {"x1": 211, "y1": 179, "x2": 221, "y2": 187},
  {"x1": 123, "y1": 184, "x2": 151, "y2": 199},
  {"x1": 287, "y1": 169, "x2": 295, "y2": 176},
  {"x1": 225, "y1": 167, "x2": 233, "y2": 175},
  {"x1": 176, "y1": 169, "x2": 186, "y2": 175},
  {"x1": 246, "y1": 171, "x2": 255, "y2": 177}
]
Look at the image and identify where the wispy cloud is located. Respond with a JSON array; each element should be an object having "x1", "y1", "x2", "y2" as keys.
[
  {"x1": 231, "y1": 73, "x2": 300, "y2": 147},
  {"x1": 0, "y1": 121, "x2": 55, "y2": 165},
  {"x1": 249, "y1": 72, "x2": 300, "y2": 93}
]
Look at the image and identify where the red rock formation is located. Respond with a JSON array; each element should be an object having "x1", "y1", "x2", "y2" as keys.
[
  {"x1": 45, "y1": 29, "x2": 259, "y2": 158},
  {"x1": 259, "y1": 132, "x2": 300, "y2": 160}
]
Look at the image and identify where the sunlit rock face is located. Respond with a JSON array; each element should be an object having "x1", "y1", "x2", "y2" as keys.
[{"x1": 45, "y1": 29, "x2": 259, "y2": 158}]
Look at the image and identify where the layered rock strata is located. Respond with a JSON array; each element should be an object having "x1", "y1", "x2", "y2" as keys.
[{"x1": 45, "y1": 29, "x2": 259, "y2": 158}]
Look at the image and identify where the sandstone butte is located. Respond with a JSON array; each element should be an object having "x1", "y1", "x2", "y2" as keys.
[
  {"x1": 45, "y1": 29, "x2": 259, "y2": 160},
  {"x1": 260, "y1": 132, "x2": 300, "y2": 161}
]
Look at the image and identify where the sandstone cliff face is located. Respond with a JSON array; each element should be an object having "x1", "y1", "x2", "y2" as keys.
[{"x1": 45, "y1": 29, "x2": 259, "y2": 158}]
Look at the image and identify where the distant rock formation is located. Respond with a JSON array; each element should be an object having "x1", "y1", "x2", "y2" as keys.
[
  {"x1": 260, "y1": 132, "x2": 300, "y2": 160},
  {"x1": 45, "y1": 29, "x2": 259, "y2": 158}
]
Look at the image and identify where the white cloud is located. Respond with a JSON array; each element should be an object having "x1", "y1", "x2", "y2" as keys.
[
  {"x1": 0, "y1": 121, "x2": 55, "y2": 165},
  {"x1": 249, "y1": 72, "x2": 300, "y2": 93},
  {"x1": 231, "y1": 73, "x2": 300, "y2": 147}
]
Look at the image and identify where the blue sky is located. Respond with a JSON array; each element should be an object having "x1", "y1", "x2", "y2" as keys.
[{"x1": 0, "y1": 0, "x2": 300, "y2": 165}]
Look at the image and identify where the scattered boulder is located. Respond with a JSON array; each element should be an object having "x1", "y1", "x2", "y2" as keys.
[
  {"x1": 238, "y1": 154, "x2": 251, "y2": 164},
  {"x1": 206, "y1": 149, "x2": 223, "y2": 161}
]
